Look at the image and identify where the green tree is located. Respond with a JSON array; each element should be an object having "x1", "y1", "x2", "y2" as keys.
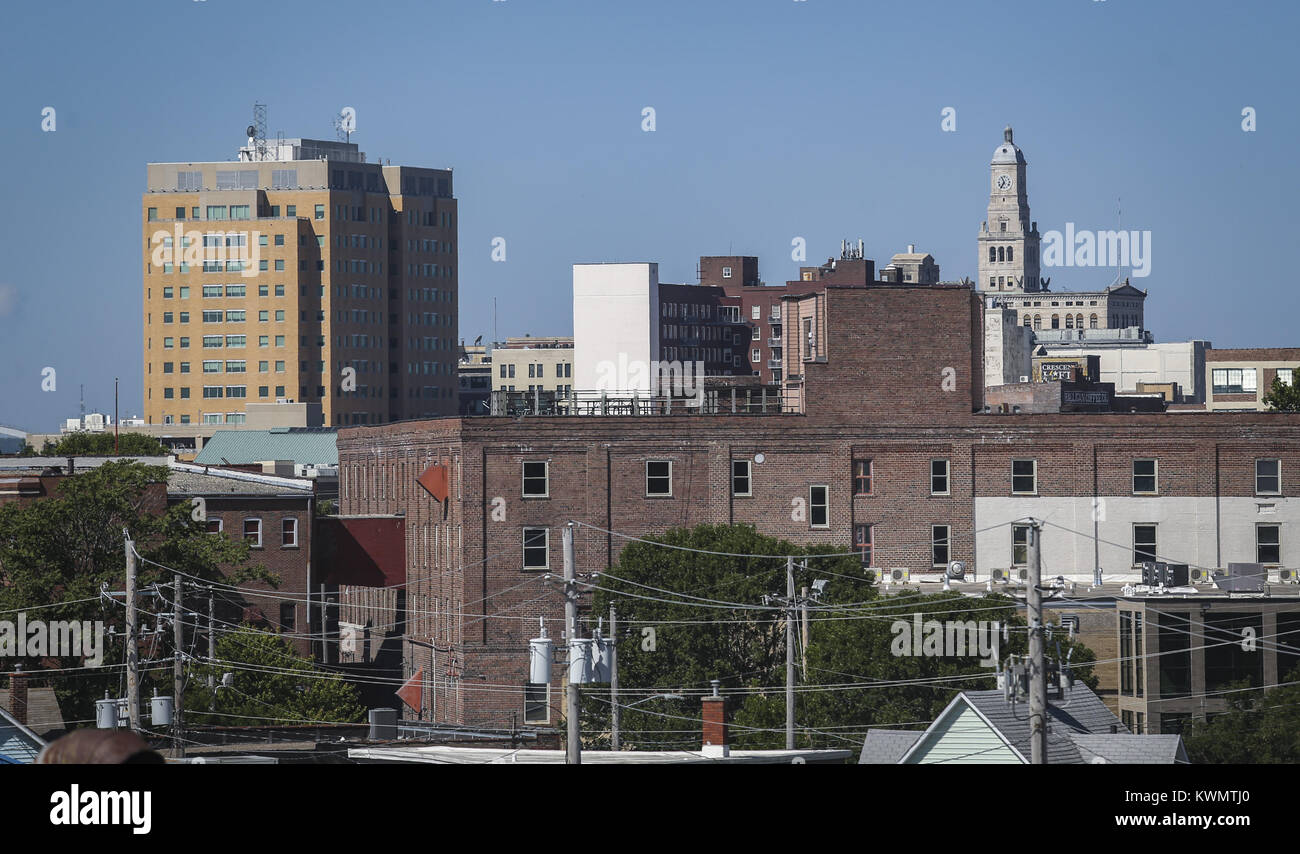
[
  {"x1": 1263, "y1": 367, "x2": 1300, "y2": 412},
  {"x1": 582, "y1": 524, "x2": 1096, "y2": 751},
  {"x1": 0, "y1": 461, "x2": 270, "y2": 725},
  {"x1": 1183, "y1": 671, "x2": 1300, "y2": 763},
  {"x1": 731, "y1": 591, "x2": 1096, "y2": 749},
  {"x1": 41, "y1": 432, "x2": 169, "y2": 457},
  {"x1": 184, "y1": 626, "x2": 364, "y2": 726}
]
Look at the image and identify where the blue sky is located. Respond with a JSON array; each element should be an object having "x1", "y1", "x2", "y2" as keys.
[{"x1": 1, "y1": 0, "x2": 1296, "y2": 432}]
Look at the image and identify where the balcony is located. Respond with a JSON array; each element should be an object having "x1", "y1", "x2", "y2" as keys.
[
  {"x1": 767, "y1": 337, "x2": 782, "y2": 347},
  {"x1": 767, "y1": 359, "x2": 783, "y2": 369}
]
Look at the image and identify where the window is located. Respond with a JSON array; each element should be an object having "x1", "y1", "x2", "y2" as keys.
[
  {"x1": 279, "y1": 603, "x2": 295, "y2": 633},
  {"x1": 243, "y1": 518, "x2": 263, "y2": 548},
  {"x1": 314, "y1": 204, "x2": 325, "y2": 220},
  {"x1": 853, "y1": 459, "x2": 873, "y2": 495},
  {"x1": 522, "y1": 527, "x2": 549, "y2": 569},
  {"x1": 1012, "y1": 524, "x2": 1030, "y2": 566},
  {"x1": 751, "y1": 305, "x2": 760, "y2": 320},
  {"x1": 281, "y1": 518, "x2": 298, "y2": 548},
  {"x1": 722, "y1": 266, "x2": 732, "y2": 278},
  {"x1": 932, "y1": 525, "x2": 950, "y2": 567},
  {"x1": 809, "y1": 485, "x2": 829, "y2": 528},
  {"x1": 1205, "y1": 612, "x2": 1263, "y2": 691},
  {"x1": 732, "y1": 460, "x2": 751, "y2": 497},
  {"x1": 1211, "y1": 367, "x2": 1258, "y2": 395},
  {"x1": 1133, "y1": 459, "x2": 1158, "y2": 494},
  {"x1": 930, "y1": 459, "x2": 950, "y2": 495},
  {"x1": 1279, "y1": 368, "x2": 1295, "y2": 386},
  {"x1": 1012, "y1": 459, "x2": 1037, "y2": 494},
  {"x1": 1257, "y1": 524, "x2": 1281, "y2": 564},
  {"x1": 524, "y1": 683, "x2": 549, "y2": 724},
  {"x1": 1133, "y1": 524, "x2": 1157, "y2": 566},
  {"x1": 646, "y1": 461, "x2": 672, "y2": 497},
  {"x1": 522, "y1": 461, "x2": 549, "y2": 497},
  {"x1": 854, "y1": 524, "x2": 873, "y2": 567},
  {"x1": 1256, "y1": 459, "x2": 1281, "y2": 494}
]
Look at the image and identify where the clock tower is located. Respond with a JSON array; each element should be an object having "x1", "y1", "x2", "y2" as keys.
[{"x1": 978, "y1": 126, "x2": 1042, "y2": 293}]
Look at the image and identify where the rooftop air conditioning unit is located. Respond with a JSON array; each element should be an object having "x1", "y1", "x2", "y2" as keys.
[
  {"x1": 1189, "y1": 567, "x2": 1213, "y2": 585},
  {"x1": 1278, "y1": 568, "x2": 1299, "y2": 584},
  {"x1": 1016, "y1": 568, "x2": 1030, "y2": 582},
  {"x1": 886, "y1": 567, "x2": 909, "y2": 584},
  {"x1": 991, "y1": 567, "x2": 1013, "y2": 583},
  {"x1": 1019, "y1": 375, "x2": 1030, "y2": 383}
]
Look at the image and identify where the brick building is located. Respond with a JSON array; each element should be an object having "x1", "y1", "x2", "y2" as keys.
[
  {"x1": 1204, "y1": 347, "x2": 1300, "y2": 411},
  {"x1": 335, "y1": 282, "x2": 1300, "y2": 728},
  {"x1": 166, "y1": 463, "x2": 317, "y2": 655},
  {"x1": 699, "y1": 245, "x2": 877, "y2": 385}
]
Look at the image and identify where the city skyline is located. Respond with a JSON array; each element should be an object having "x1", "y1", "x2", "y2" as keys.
[{"x1": 2, "y1": 0, "x2": 1297, "y2": 432}]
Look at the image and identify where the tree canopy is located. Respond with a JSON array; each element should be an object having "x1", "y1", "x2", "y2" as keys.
[
  {"x1": 39, "y1": 432, "x2": 169, "y2": 457},
  {"x1": 1263, "y1": 367, "x2": 1300, "y2": 412},
  {"x1": 0, "y1": 461, "x2": 270, "y2": 726},
  {"x1": 581, "y1": 524, "x2": 1096, "y2": 751},
  {"x1": 184, "y1": 626, "x2": 364, "y2": 727}
]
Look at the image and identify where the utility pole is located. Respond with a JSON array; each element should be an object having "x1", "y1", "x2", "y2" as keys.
[
  {"x1": 1027, "y1": 518, "x2": 1047, "y2": 765},
  {"x1": 786, "y1": 557, "x2": 795, "y2": 750},
  {"x1": 173, "y1": 573, "x2": 185, "y2": 758},
  {"x1": 563, "y1": 522, "x2": 581, "y2": 765},
  {"x1": 609, "y1": 604, "x2": 620, "y2": 751},
  {"x1": 123, "y1": 532, "x2": 140, "y2": 731}
]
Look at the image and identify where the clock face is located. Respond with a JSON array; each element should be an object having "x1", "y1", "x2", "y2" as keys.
[{"x1": 996, "y1": 175, "x2": 1013, "y2": 191}]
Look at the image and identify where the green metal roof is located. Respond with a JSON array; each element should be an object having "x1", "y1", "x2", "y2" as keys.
[{"x1": 193, "y1": 429, "x2": 338, "y2": 466}]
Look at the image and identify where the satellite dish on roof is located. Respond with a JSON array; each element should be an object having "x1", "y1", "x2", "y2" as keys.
[{"x1": 246, "y1": 125, "x2": 256, "y2": 138}]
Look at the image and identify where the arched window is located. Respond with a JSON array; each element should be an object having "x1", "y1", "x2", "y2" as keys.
[
  {"x1": 1089, "y1": 314, "x2": 1098, "y2": 329},
  {"x1": 1023, "y1": 315, "x2": 1032, "y2": 327},
  {"x1": 1065, "y1": 315, "x2": 1074, "y2": 329},
  {"x1": 997, "y1": 247, "x2": 1005, "y2": 263},
  {"x1": 1033, "y1": 314, "x2": 1042, "y2": 330},
  {"x1": 1007, "y1": 246, "x2": 1014, "y2": 262},
  {"x1": 989, "y1": 247, "x2": 997, "y2": 263},
  {"x1": 1076, "y1": 314, "x2": 1084, "y2": 328},
  {"x1": 1051, "y1": 314, "x2": 1060, "y2": 329}
]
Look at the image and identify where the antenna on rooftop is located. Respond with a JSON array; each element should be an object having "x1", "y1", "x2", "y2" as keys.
[
  {"x1": 248, "y1": 103, "x2": 269, "y2": 161},
  {"x1": 334, "y1": 109, "x2": 355, "y2": 144}
]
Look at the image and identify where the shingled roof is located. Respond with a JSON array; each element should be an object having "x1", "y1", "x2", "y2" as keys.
[{"x1": 860, "y1": 682, "x2": 1187, "y2": 764}]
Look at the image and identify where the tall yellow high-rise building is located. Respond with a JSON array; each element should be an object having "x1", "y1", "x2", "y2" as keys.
[{"x1": 143, "y1": 136, "x2": 458, "y2": 427}]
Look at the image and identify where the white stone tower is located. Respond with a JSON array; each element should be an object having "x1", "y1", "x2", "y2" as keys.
[{"x1": 978, "y1": 126, "x2": 1042, "y2": 293}]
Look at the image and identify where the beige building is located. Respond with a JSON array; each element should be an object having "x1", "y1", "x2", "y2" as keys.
[
  {"x1": 143, "y1": 136, "x2": 458, "y2": 429},
  {"x1": 879, "y1": 245, "x2": 940, "y2": 284},
  {"x1": 492, "y1": 336, "x2": 574, "y2": 395},
  {"x1": 1204, "y1": 347, "x2": 1300, "y2": 411}
]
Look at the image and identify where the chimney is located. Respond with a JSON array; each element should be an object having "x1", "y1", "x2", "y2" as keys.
[
  {"x1": 908, "y1": 243, "x2": 915, "y2": 253},
  {"x1": 701, "y1": 679, "x2": 729, "y2": 758},
  {"x1": 9, "y1": 666, "x2": 28, "y2": 726},
  {"x1": 66, "y1": 457, "x2": 75, "y2": 476}
]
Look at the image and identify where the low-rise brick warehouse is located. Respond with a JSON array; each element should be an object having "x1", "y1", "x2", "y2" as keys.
[{"x1": 336, "y1": 283, "x2": 1300, "y2": 728}]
